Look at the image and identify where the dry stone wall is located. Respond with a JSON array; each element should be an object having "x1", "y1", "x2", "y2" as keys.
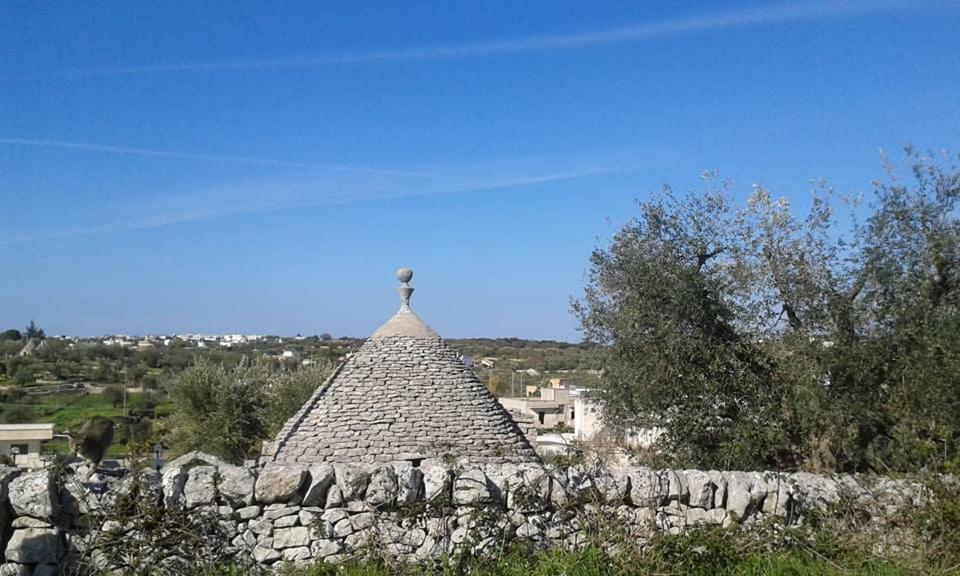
[{"x1": 0, "y1": 453, "x2": 930, "y2": 575}]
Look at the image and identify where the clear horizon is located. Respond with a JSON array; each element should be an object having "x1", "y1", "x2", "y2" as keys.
[{"x1": 2, "y1": 1, "x2": 959, "y2": 340}]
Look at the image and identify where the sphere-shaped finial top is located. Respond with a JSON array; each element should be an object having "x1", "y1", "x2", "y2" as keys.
[{"x1": 396, "y1": 268, "x2": 414, "y2": 309}]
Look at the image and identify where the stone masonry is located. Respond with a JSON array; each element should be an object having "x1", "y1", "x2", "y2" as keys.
[{"x1": 262, "y1": 269, "x2": 538, "y2": 465}]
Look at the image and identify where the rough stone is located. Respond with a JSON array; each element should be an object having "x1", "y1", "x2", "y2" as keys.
[
  {"x1": 272, "y1": 527, "x2": 311, "y2": 549},
  {"x1": 311, "y1": 539, "x2": 342, "y2": 558},
  {"x1": 236, "y1": 505, "x2": 261, "y2": 520},
  {"x1": 183, "y1": 465, "x2": 217, "y2": 509},
  {"x1": 397, "y1": 466, "x2": 424, "y2": 505},
  {"x1": 686, "y1": 470, "x2": 715, "y2": 509},
  {"x1": 303, "y1": 463, "x2": 336, "y2": 506},
  {"x1": 334, "y1": 465, "x2": 370, "y2": 502},
  {"x1": 422, "y1": 465, "x2": 452, "y2": 503},
  {"x1": 629, "y1": 467, "x2": 663, "y2": 507},
  {"x1": 255, "y1": 464, "x2": 307, "y2": 504},
  {"x1": 217, "y1": 464, "x2": 256, "y2": 507},
  {"x1": 4, "y1": 528, "x2": 63, "y2": 564},
  {"x1": 161, "y1": 466, "x2": 188, "y2": 508},
  {"x1": 366, "y1": 466, "x2": 398, "y2": 507},
  {"x1": 453, "y1": 468, "x2": 491, "y2": 506},
  {"x1": 9, "y1": 470, "x2": 58, "y2": 520}
]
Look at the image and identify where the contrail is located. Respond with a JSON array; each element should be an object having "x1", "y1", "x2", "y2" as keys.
[
  {"x1": 0, "y1": 138, "x2": 436, "y2": 178},
  {"x1": 61, "y1": 0, "x2": 919, "y2": 76},
  {"x1": 0, "y1": 163, "x2": 640, "y2": 245}
]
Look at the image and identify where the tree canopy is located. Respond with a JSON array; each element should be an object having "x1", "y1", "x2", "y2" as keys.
[{"x1": 575, "y1": 149, "x2": 960, "y2": 473}]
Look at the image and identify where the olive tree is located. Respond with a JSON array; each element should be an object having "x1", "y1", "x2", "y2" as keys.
[{"x1": 575, "y1": 150, "x2": 960, "y2": 472}]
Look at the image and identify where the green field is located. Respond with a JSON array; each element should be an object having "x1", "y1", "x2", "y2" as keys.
[{"x1": 1, "y1": 391, "x2": 173, "y2": 457}]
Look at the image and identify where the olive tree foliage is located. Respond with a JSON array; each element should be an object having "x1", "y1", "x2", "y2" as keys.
[
  {"x1": 574, "y1": 150, "x2": 960, "y2": 472},
  {"x1": 167, "y1": 357, "x2": 334, "y2": 463}
]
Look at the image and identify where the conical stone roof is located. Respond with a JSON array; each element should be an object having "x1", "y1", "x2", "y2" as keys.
[{"x1": 261, "y1": 269, "x2": 538, "y2": 465}]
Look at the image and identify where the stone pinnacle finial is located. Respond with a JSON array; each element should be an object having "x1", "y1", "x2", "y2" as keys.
[{"x1": 397, "y1": 268, "x2": 414, "y2": 310}]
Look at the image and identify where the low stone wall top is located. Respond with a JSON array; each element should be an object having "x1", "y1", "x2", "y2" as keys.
[{"x1": 0, "y1": 453, "x2": 932, "y2": 575}]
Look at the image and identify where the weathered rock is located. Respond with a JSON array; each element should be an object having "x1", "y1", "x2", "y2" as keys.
[
  {"x1": 629, "y1": 467, "x2": 663, "y2": 507},
  {"x1": 161, "y1": 466, "x2": 188, "y2": 508},
  {"x1": 303, "y1": 463, "x2": 336, "y2": 506},
  {"x1": 183, "y1": 465, "x2": 217, "y2": 509},
  {"x1": 272, "y1": 526, "x2": 310, "y2": 549},
  {"x1": 236, "y1": 505, "x2": 261, "y2": 520},
  {"x1": 9, "y1": 470, "x2": 58, "y2": 520},
  {"x1": 397, "y1": 466, "x2": 424, "y2": 505},
  {"x1": 366, "y1": 466, "x2": 398, "y2": 507},
  {"x1": 664, "y1": 470, "x2": 689, "y2": 502},
  {"x1": 252, "y1": 545, "x2": 280, "y2": 563},
  {"x1": 217, "y1": 464, "x2": 256, "y2": 507},
  {"x1": 453, "y1": 468, "x2": 491, "y2": 506},
  {"x1": 255, "y1": 464, "x2": 307, "y2": 504},
  {"x1": 595, "y1": 468, "x2": 630, "y2": 504},
  {"x1": 282, "y1": 546, "x2": 312, "y2": 562},
  {"x1": 0, "y1": 563, "x2": 30, "y2": 576},
  {"x1": 325, "y1": 485, "x2": 345, "y2": 509},
  {"x1": 10, "y1": 517, "x2": 50, "y2": 529},
  {"x1": 4, "y1": 528, "x2": 63, "y2": 564},
  {"x1": 422, "y1": 464, "x2": 452, "y2": 503},
  {"x1": 311, "y1": 538, "x2": 342, "y2": 558},
  {"x1": 686, "y1": 470, "x2": 715, "y2": 509},
  {"x1": 334, "y1": 465, "x2": 370, "y2": 502},
  {"x1": 725, "y1": 472, "x2": 755, "y2": 521}
]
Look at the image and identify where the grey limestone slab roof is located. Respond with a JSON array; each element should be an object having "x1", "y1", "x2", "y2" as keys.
[{"x1": 261, "y1": 269, "x2": 538, "y2": 465}]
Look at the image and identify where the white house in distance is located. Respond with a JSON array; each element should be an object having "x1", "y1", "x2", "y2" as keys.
[{"x1": 0, "y1": 423, "x2": 54, "y2": 468}]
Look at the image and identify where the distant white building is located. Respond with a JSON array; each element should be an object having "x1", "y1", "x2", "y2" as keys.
[{"x1": 0, "y1": 424, "x2": 54, "y2": 468}]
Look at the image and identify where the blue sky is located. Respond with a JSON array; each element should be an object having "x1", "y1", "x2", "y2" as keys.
[{"x1": 2, "y1": 1, "x2": 959, "y2": 339}]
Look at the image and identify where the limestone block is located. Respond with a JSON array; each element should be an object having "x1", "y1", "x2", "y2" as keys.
[
  {"x1": 302, "y1": 463, "x2": 336, "y2": 506},
  {"x1": 4, "y1": 528, "x2": 63, "y2": 564},
  {"x1": 255, "y1": 464, "x2": 307, "y2": 505},
  {"x1": 274, "y1": 515, "x2": 298, "y2": 528},
  {"x1": 725, "y1": 472, "x2": 754, "y2": 521},
  {"x1": 422, "y1": 464, "x2": 452, "y2": 504},
  {"x1": 236, "y1": 505, "x2": 261, "y2": 520},
  {"x1": 366, "y1": 466, "x2": 398, "y2": 507},
  {"x1": 183, "y1": 466, "x2": 217, "y2": 509},
  {"x1": 161, "y1": 466, "x2": 188, "y2": 508},
  {"x1": 397, "y1": 467, "x2": 424, "y2": 505},
  {"x1": 708, "y1": 471, "x2": 727, "y2": 509},
  {"x1": 272, "y1": 526, "x2": 310, "y2": 549},
  {"x1": 453, "y1": 468, "x2": 491, "y2": 506},
  {"x1": 252, "y1": 545, "x2": 280, "y2": 563},
  {"x1": 325, "y1": 485, "x2": 345, "y2": 509},
  {"x1": 282, "y1": 546, "x2": 311, "y2": 562},
  {"x1": 0, "y1": 565, "x2": 30, "y2": 576},
  {"x1": 263, "y1": 504, "x2": 299, "y2": 521},
  {"x1": 0, "y1": 563, "x2": 30, "y2": 576},
  {"x1": 351, "y1": 512, "x2": 376, "y2": 531},
  {"x1": 790, "y1": 472, "x2": 841, "y2": 512},
  {"x1": 311, "y1": 539, "x2": 342, "y2": 558},
  {"x1": 321, "y1": 508, "x2": 350, "y2": 526},
  {"x1": 334, "y1": 465, "x2": 370, "y2": 502},
  {"x1": 686, "y1": 507, "x2": 727, "y2": 526},
  {"x1": 664, "y1": 470, "x2": 689, "y2": 502},
  {"x1": 10, "y1": 517, "x2": 50, "y2": 529},
  {"x1": 217, "y1": 464, "x2": 256, "y2": 508},
  {"x1": 629, "y1": 467, "x2": 664, "y2": 507},
  {"x1": 9, "y1": 470, "x2": 58, "y2": 520},
  {"x1": 685, "y1": 470, "x2": 715, "y2": 509},
  {"x1": 595, "y1": 468, "x2": 630, "y2": 504}
]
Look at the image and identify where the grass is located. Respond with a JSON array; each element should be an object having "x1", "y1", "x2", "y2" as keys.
[{"x1": 190, "y1": 527, "x2": 959, "y2": 576}]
